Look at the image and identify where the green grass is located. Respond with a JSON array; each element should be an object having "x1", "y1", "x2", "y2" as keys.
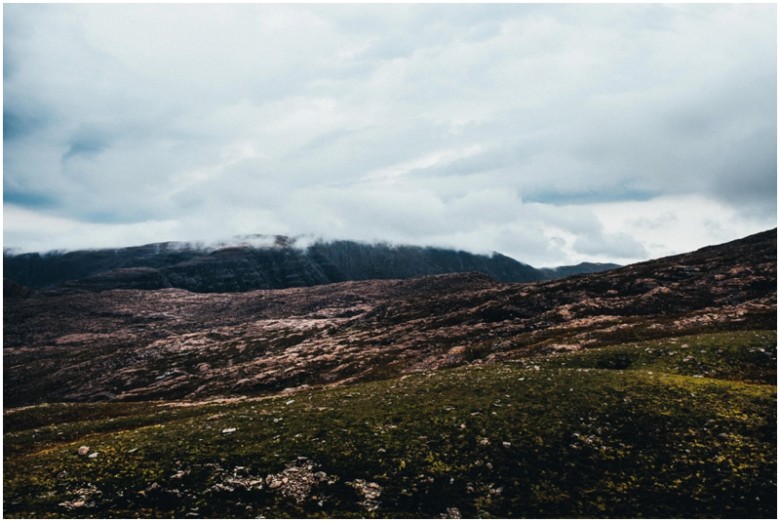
[
  {"x1": 4, "y1": 330, "x2": 776, "y2": 518},
  {"x1": 539, "y1": 330, "x2": 777, "y2": 384}
]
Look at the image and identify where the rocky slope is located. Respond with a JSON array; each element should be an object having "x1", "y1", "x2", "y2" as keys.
[
  {"x1": 3, "y1": 237, "x2": 618, "y2": 292},
  {"x1": 4, "y1": 229, "x2": 775, "y2": 407}
]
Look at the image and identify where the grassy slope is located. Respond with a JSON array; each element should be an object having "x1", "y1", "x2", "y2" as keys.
[{"x1": 4, "y1": 330, "x2": 776, "y2": 518}]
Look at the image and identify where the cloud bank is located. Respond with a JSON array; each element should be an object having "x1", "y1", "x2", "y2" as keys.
[{"x1": 4, "y1": 4, "x2": 776, "y2": 265}]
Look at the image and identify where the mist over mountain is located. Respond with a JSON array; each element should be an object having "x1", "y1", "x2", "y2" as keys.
[{"x1": 3, "y1": 236, "x2": 619, "y2": 293}]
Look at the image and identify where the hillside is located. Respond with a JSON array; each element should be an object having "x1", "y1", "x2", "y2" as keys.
[
  {"x1": 3, "y1": 237, "x2": 618, "y2": 292},
  {"x1": 4, "y1": 330, "x2": 775, "y2": 518},
  {"x1": 4, "y1": 229, "x2": 775, "y2": 406},
  {"x1": 3, "y1": 228, "x2": 777, "y2": 518}
]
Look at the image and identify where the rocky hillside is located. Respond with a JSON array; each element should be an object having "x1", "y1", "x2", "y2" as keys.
[
  {"x1": 4, "y1": 229, "x2": 775, "y2": 407},
  {"x1": 3, "y1": 237, "x2": 618, "y2": 292}
]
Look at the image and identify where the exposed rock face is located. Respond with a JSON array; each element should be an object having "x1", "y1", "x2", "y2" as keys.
[
  {"x1": 3, "y1": 229, "x2": 775, "y2": 407},
  {"x1": 3, "y1": 237, "x2": 616, "y2": 293}
]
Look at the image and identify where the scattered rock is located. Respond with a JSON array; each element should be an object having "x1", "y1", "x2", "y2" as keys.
[
  {"x1": 139, "y1": 482, "x2": 160, "y2": 496},
  {"x1": 348, "y1": 479, "x2": 382, "y2": 512},
  {"x1": 59, "y1": 484, "x2": 101, "y2": 510},
  {"x1": 265, "y1": 460, "x2": 338, "y2": 504},
  {"x1": 440, "y1": 507, "x2": 462, "y2": 519},
  {"x1": 211, "y1": 470, "x2": 265, "y2": 493}
]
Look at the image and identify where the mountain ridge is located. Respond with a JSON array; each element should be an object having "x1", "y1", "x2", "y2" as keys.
[{"x1": 3, "y1": 236, "x2": 619, "y2": 292}]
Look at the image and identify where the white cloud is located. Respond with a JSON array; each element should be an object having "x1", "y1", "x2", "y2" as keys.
[
  {"x1": 3, "y1": 4, "x2": 776, "y2": 265},
  {"x1": 589, "y1": 194, "x2": 777, "y2": 261},
  {"x1": 3, "y1": 204, "x2": 181, "y2": 253}
]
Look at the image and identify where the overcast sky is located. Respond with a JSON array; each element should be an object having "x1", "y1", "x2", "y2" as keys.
[{"x1": 3, "y1": 3, "x2": 777, "y2": 266}]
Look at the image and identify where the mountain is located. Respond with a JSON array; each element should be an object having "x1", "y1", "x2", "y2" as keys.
[
  {"x1": 4, "y1": 228, "x2": 774, "y2": 406},
  {"x1": 3, "y1": 229, "x2": 776, "y2": 518},
  {"x1": 3, "y1": 237, "x2": 616, "y2": 293},
  {"x1": 537, "y1": 261, "x2": 620, "y2": 279}
]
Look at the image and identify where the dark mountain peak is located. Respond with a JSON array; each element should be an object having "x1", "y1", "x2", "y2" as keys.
[{"x1": 538, "y1": 262, "x2": 622, "y2": 280}]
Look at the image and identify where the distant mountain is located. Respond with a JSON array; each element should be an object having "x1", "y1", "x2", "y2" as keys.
[
  {"x1": 538, "y1": 261, "x2": 620, "y2": 279},
  {"x1": 2, "y1": 237, "x2": 618, "y2": 293}
]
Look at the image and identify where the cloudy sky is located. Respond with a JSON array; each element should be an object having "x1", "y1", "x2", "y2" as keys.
[{"x1": 3, "y1": 3, "x2": 776, "y2": 266}]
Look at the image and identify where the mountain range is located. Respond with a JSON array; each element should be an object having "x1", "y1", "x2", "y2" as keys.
[{"x1": 3, "y1": 237, "x2": 618, "y2": 293}]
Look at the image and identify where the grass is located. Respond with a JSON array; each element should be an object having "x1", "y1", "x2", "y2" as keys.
[
  {"x1": 3, "y1": 330, "x2": 776, "y2": 518},
  {"x1": 538, "y1": 330, "x2": 777, "y2": 384}
]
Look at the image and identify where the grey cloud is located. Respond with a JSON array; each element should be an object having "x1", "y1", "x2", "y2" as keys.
[
  {"x1": 709, "y1": 126, "x2": 777, "y2": 215},
  {"x1": 527, "y1": 187, "x2": 659, "y2": 206},
  {"x1": 573, "y1": 231, "x2": 648, "y2": 259},
  {"x1": 3, "y1": 186, "x2": 57, "y2": 209},
  {"x1": 3, "y1": 109, "x2": 48, "y2": 141},
  {"x1": 62, "y1": 134, "x2": 109, "y2": 161},
  {"x1": 413, "y1": 150, "x2": 513, "y2": 180},
  {"x1": 3, "y1": 4, "x2": 776, "y2": 264}
]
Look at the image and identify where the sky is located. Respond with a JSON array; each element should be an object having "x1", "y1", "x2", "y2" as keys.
[{"x1": 3, "y1": 3, "x2": 777, "y2": 266}]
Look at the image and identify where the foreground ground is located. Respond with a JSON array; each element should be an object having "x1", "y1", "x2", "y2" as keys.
[{"x1": 4, "y1": 329, "x2": 776, "y2": 518}]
